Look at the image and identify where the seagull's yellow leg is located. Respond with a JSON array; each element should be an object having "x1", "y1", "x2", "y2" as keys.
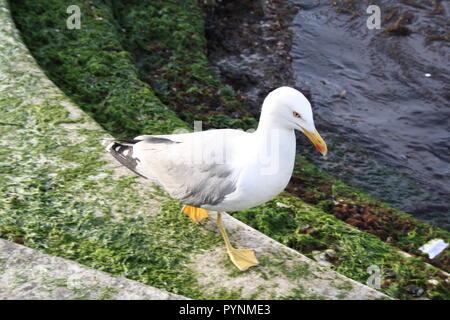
[
  {"x1": 216, "y1": 212, "x2": 259, "y2": 271},
  {"x1": 181, "y1": 205, "x2": 209, "y2": 223}
]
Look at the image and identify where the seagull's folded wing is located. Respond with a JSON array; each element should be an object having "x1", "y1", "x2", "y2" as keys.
[{"x1": 133, "y1": 131, "x2": 244, "y2": 207}]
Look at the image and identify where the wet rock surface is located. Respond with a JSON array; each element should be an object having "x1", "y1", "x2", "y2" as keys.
[
  {"x1": 0, "y1": 240, "x2": 186, "y2": 300},
  {"x1": 205, "y1": 0, "x2": 298, "y2": 114},
  {"x1": 205, "y1": 0, "x2": 450, "y2": 230}
]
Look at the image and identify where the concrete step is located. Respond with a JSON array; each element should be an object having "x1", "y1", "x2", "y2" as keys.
[{"x1": 0, "y1": 239, "x2": 186, "y2": 300}]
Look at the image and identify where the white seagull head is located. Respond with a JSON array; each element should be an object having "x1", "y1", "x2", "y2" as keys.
[{"x1": 261, "y1": 86, "x2": 328, "y2": 156}]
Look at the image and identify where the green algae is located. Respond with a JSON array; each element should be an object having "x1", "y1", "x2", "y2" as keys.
[
  {"x1": 0, "y1": 1, "x2": 223, "y2": 298},
  {"x1": 4, "y1": 0, "x2": 449, "y2": 301},
  {"x1": 11, "y1": 0, "x2": 448, "y2": 265},
  {"x1": 10, "y1": 0, "x2": 256, "y2": 137},
  {"x1": 281, "y1": 286, "x2": 326, "y2": 300},
  {"x1": 10, "y1": 0, "x2": 187, "y2": 138},
  {"x1": 111, "y1": 0, "x2": 257, "y2": 131},
  {"x1": 39, "y1": 276, "x2": 121, "y2": 300},
  {"x1": 12, "y1": 273, "x2": 29, "y2": 289},
  {"x1": 260, "y1": 253, "x2": 313, "y2": 281},
  {"x1": 0, "y1": 99, "x2": 220, "y2": 298},
  {"x1": 232, "y1": 198, "x2": 450, "y2": 299},
  {"x1": 289, "y1": 155, "x2": 450, "y2": 272}
]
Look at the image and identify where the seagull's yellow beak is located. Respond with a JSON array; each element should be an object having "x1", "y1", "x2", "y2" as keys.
[{"x1": 302, "y1": 128, "x2": 328, "y2": 156}]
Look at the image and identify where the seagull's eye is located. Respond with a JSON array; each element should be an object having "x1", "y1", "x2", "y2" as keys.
[{"x1": 293, "y1": 111, "x2": 302, "y2": 119}]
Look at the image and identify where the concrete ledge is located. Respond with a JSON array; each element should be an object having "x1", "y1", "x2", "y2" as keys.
[
  {"x1": 0, "y1": 239, "x2": 186, "y2": 300},
  {"x1": 190, "y1": 212, "x2": 389, "y2": 300}
]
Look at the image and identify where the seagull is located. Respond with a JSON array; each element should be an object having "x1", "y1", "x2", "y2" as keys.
[{"x1": 104, "y1": 86, "x2": 327, "y2": 271}]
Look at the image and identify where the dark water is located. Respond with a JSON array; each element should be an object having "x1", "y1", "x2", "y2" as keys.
[{"x1": 291, "y1": 0, "x2": 450, "y2": 228}]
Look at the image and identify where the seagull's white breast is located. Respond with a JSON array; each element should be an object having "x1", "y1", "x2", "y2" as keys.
[{"x1": 204, "y1": 128, "x2": 296, "y2": 211}]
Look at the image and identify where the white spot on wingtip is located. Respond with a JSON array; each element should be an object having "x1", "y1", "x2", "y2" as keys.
[{"x1": 105, "y1": 142, "x2": 115, "y2": 152}]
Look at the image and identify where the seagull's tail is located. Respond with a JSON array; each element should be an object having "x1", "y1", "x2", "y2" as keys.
[
  {"x1": 101, "y1": 138, "x2": 138, "y2": 151},
  {"x1": 101, "y1": 138, "x2": 147, "y2": 179}
]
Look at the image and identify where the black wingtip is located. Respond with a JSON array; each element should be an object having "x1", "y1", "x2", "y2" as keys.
[{"x1": 105, "y1": 139, "x2": 148, "y2": 179}]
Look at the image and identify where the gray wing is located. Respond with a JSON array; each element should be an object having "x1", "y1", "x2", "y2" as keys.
[{"x1": 126, "y1": 133, "x2": 240, "y2": 207}]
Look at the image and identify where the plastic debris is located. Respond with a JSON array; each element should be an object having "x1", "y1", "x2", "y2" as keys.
[
  {"x1": 276, "y1": 202, "x2": 290, "y2": 208},
  {"x1": 419, "y1": 239, "x2": 448, "y2": 259},
  {"x1": 426, "y1": 279, "x2": 439, "y2": 286},
  {"x1": 312, "y1": 249, "x2": 337, "y2": 268}
]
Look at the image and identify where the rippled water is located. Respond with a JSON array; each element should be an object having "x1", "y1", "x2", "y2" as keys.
[{"x1": 291, "y1": 0, "x2": 450, "y2": 228}]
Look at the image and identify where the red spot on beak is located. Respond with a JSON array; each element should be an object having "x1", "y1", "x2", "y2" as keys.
[{"x1": 315, "y1": 144, "x2": 323, "y2": 153}]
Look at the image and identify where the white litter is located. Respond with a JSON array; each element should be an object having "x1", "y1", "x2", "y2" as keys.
[
  {"x1": 419, "y1": 239, "x2": 448, "y2": 259},
  {"x1": 312, "y1": 250, "x2": 333, "y2": 268},
  {"x1": 87, "y1": 173, "x2": 108, "y2": 180},
  {"x1": 276, "y1": 202, "x2": 291, "y2": 208},
  {"x1": 426, "y1": 279, "x2": 440, "y2": 286}
]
